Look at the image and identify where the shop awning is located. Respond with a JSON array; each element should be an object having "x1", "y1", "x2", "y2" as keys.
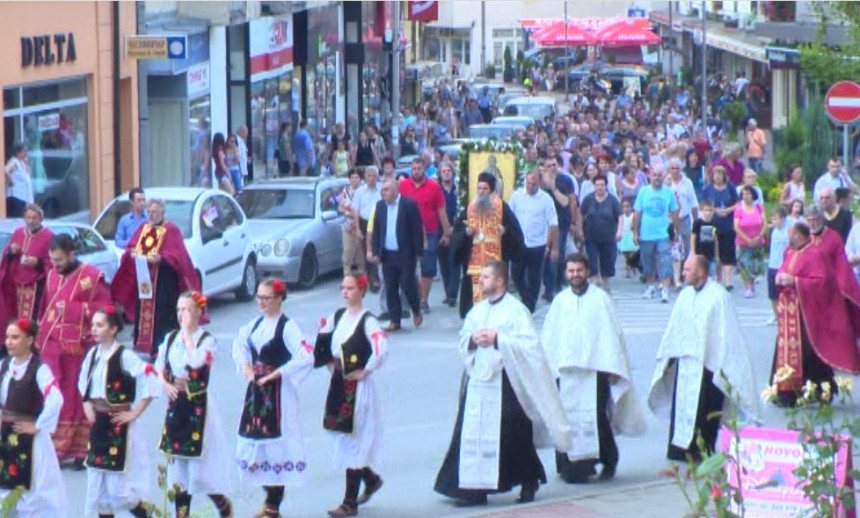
[
  {"x1": 531, "y1": 21, "x2": 594, "y2": 47},
  {"x1": 594, "y1": 20, "x2": 661, "y2": 47}
]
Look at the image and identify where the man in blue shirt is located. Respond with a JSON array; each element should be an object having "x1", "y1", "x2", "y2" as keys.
[
  {"x1": 115, "y1": 187, "x2": 147, "y2": 248},
  {"x1": 633, "y1": 167, "x2": 679, "y2": 303},
  {"x1": 477, "y1": 86, "x2": 494, "y2": 123},
  {"x1": 293, "y1": 119, "x2": 316, "y2": 176}
]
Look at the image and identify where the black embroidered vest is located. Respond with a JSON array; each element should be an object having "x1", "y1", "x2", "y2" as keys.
[
  {"x1": 159, "y1": 330, "x2": 212, "y2": 458},
  {"x1": 238, "y1": 315, "x2": 291, "y2": 440},
  {"x1": 83, "y1": 346, "x2": 137, "y2": 406},
  {"x1": 0, "y1": 355, "x2": 43, "y2": 490},
  {"x1": 83, "y1": 345, "x2": 136, "y2": 472}
]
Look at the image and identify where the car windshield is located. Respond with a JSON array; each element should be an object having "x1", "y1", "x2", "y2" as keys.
[
  {"x1": 504, "y1": 103, "x2": 553, "y2": 120},
  {"x1": 48, "y1": 225, "x2": 107, "y2": 255},
  {"x1": 95, "y1": 199, "x2": 195, "y2": 240},
  {"x1": 468, "y1": 126, "x2": 518, "y2": 140},
  {"x1": 236, "y1": 188, "x2": 316, "y2": 219}
]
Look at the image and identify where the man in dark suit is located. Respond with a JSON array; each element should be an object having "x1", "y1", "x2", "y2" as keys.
[{"x1": 370, "y1": 178, "x2": 425, "y2": 331}]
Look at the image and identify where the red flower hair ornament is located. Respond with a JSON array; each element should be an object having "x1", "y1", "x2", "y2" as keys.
[
  {"x1": 104, "y1": 304, "x2": 117, "y2": 315},
  {"x1": 15, "y1": 318, "x2": 30, "y2": 333},
  {"x1": 271, "y1": 279, "x2": 287, "y2": 296},
  {"x1": 355, "y1": 275, "x2": 369, "y2": 291},
  {"x1": 190, "y1": 291, "x2": 208, "y2": 309}
]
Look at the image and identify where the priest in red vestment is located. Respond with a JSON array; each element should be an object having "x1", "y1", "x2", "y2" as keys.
[
  {"x1": 37, "y1": 233, "x2": 112, "y2": 465},
  {"x1": 111, "y1": 198, "x2": 200, "y2": 356},
  {"x1": 0, "y1": 204, "x2": 54, "y2": 325},
  {"x1": 807, "y1": 206, "x2": 858, "y2": 296},
  {"x1": 771, "y1": 219, "x2": 860, "y2": 406}
]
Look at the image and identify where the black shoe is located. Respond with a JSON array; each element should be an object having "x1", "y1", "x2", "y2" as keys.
[
  {"x1": 454, "y1": 494, "x2": 487, "y2": 507},
  {"x1": 402, "y1": 309, "x2": 411, "y2": 319},
  {"x1": 378, "y1": 311, "x2": 390, "y2": 321},
  {"x1": 71, "y1": 458, "x2": 86, "y2": 471},
  {"x1": 421, "y1": 302, "x2": 431, "y2": 314},
  {"x1": 599, "y1": 464, "x2": 616, "y2": 481},
  {"x1": 446, "y1": 298, "x2": 456, "y2": 308},
  {"x1": 515, "y1": 480, "x2": 539, "y2": 503},
  {"x1": 442, "y1": 297, "x2": 452, "y2": 306}
]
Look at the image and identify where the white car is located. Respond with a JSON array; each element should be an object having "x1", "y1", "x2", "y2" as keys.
[{"x1": 93, "y1": 187, "x2": 258, "y2": 301}]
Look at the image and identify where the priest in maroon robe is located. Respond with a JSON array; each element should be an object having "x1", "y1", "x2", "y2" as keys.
[
  {"x1": 0, "y1": 204, "x2": 54, "y2": 325},
  {"x1": 771, "y1": 219, "x2": 860, "y2": 406},
  {"x1": 37, "y1": 233, "x2": 112, "y2": 465},
  {"x1": 111, "y1": 198, "x2": 200, "y2": 356}
]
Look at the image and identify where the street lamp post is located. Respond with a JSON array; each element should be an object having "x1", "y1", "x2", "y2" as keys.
[
  {"x1": 564, "y1": 1, "x2": 569, "y2": 101},
  {"x1": 701, "y1": 1, "x2": 707, "y2": 136}
]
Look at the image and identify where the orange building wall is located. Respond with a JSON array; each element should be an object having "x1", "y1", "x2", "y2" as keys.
[{"x1": 0, "y1": 1, "x2": 139, "y2": 219}]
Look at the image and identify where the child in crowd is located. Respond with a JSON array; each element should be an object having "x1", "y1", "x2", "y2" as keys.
[
  {"x1": 332, "y1": 139, "x2": 351, "y2": 177},
  {"x1": 618, "y1": 199, "x2": 640, "y2": 278},
  {"x1": 766, "y1": 206, "x2": 790, "y2": 325},
  {"x1": 691, "y1": 200, "x2": 718, "y2": 278}
]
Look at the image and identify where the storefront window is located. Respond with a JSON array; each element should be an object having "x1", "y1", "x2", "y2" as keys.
[
  {"x1": 251, "y1": 71, "x2": 293, "y2": 179},
  {"x1": 189, "y1": 96, "x2": 211, "y2": 186},
  {"x1": 3, "y1": 78, "x2": 89, "y2": 220},
  {"x1": 307, "y1": 56, "x2": 337, "y2": 142}
]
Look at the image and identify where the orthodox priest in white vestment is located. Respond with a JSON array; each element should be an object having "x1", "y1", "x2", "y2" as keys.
[
  {"x1": 648, "y1": 256, "x2": 759, "y2": 462},
  {"x1": 540, "y1": 254, "x2": 647, "y2": 483},
  {"x1": 434, "y1": 262, "x2": 573, "y2": 506}
]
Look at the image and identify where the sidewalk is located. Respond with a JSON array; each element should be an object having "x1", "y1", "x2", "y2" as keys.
[{"x1": 468, "y1": 479, "x2": 690, "y2": 518}]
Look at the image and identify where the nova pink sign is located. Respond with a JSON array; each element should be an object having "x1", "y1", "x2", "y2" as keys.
[{"x1": 721, "y1": 427, "x2": 855, "y2": 517}]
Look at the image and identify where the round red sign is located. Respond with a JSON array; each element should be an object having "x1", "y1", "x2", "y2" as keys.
[{"x1": 825, "y1": 81, "x2": 860, "y2": 124}]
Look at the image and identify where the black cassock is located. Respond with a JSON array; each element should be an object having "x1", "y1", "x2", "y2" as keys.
[
  {"x1": 666, "y1": 362, "x2": 725, "y2": 463},
  {"x1": 453, "y1": 201, "x2": 525, "y2": 319},
  {"x1": 433, "y1": 371, "x2": 546, "y2": 500},
  {"x1": 133, "y1": 261, "x2": 180, "y2": 355}
]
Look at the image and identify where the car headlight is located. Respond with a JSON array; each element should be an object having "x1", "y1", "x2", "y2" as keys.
[
  {"x1": 274, "y1": 238, "x2": 290, "y2": 256},
  {"x1": 261, "y1": 244, "x2": 273, "y2": 256}
]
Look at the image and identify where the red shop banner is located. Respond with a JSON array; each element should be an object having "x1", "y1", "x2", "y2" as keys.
[{"x1": 408, "y1": 1, "x2": 438, "y2": 22}]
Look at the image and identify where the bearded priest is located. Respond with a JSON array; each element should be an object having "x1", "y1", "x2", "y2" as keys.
[
  {"x1": 648, "y1": 255, "x2": 759, "y2": 462},
  {"x1": 112, "y1": 198, "x2": 201, "y2": 357},
  {"x1": 434, "y1": 261, "x2": 572, "y2": 507},
  {"x1": 540, "y1": 253, "x2": 646, "y2": 483}
]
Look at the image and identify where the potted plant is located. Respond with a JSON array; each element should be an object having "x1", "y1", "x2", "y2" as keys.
[{"x1": 503, "y1": 46, "x2": 514, "y2": 83}]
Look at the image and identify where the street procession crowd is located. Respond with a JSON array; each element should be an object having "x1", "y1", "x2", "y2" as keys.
[{"x1": 1, "y1": 61, "x2": 860, "y2": 518}]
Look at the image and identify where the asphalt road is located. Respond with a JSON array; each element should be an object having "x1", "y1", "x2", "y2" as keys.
[{"x1": 61, "y1": 270, "x2": 789, "y2": 517}]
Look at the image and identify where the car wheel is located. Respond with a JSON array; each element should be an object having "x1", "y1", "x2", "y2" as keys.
[
  {"x1": 235, "y1": 258, "x2": 257, "y2": 301},
  {"x1": 297, "y1": 246, "x2": 319, "y2": 289}
]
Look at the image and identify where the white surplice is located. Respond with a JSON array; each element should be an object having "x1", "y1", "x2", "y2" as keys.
[
  {"x1": 648, "y1": 280, "x2": 760, "y2": 449},
  {"x1": 154, "y1": 329, "x2": 232, "y2": 495},
  {"x1": 458, "y1": 293, "x2": 573, "y2": 489},
  {"x1": 0, "y1": 356, "x2": 66, "y2": 518},
  {"x1": 231, "y1": 314, "x2": 313, "y2": 486},
  {"x1": 319, "y1": 309, "x2": 388, "y2": 469},
  {"x1": 77, "y1": 342, "x2": 160, "y2": 515},
  {"x1": 540, "y1": 286, "x2": 647, "y2": 462}
]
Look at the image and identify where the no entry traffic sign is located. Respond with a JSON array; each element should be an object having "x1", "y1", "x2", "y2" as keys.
[{"x1": 825, "y1": 81, "x2": 860, "y2": 123}]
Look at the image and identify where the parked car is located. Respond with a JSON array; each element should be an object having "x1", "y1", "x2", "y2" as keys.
[
  {"x1": 467, "y1": 124, "x2": 525, "y2": 141},
  {"x1": 235, "y1": 177, "x2": 349, "y2": 289},
  {"x1": 0, "y1": 219, "x2": 118, "y2": 282},
  {"x1": 492, "y1": 116, "x2": 534, "y2": 127},
  {"x1": 94, "y1": 187, "x2": 258, "y2": 301},
  {"x1": 497, "y1": 89, "x2": 527, "y2": 112},
  {"x1": 36, "y1": 149, "x2": 87, "y2": 219},
  {"x1": 502, "y1": 96, "x2": 556, "y2": 120}
]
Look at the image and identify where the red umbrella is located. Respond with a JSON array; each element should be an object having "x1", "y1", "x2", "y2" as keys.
[
  {"x1": 531, "y1": 20, "x2": 594, "y2": 47},
  {"x1": 595, "y1": 20, "x2": 661, "y2": 47}
]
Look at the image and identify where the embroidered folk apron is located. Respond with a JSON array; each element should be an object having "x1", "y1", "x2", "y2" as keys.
[
  {"x1": 159, "y1": 331, "x2": 211, "y2": 458},
  {"x1": 0, "y1": 357, "x2": 42, "y2": 490},
  {"x1": 83, "y1": 347, "x2": 136, "y2": 472},
  {"x1": 239, "y1": 315, "x2": 290, "y2": 440}
]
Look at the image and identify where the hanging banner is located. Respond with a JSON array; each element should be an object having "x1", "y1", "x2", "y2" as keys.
[{"x1": 408, "y1": 1, "x2": 438, "y2": 22}]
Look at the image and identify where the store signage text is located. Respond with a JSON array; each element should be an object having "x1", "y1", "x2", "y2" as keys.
[
  {"x1": 37, "y1": 113, "x2": 60, "y2": 132},
  {"x1": 21, "y1": 33, "x2": 77, "y2": 68}
]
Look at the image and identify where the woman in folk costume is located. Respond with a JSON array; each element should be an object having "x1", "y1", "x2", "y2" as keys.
[
  {"x1": 0, "y1": 318, "x2": 65, "y2": 517},
  {"x1": 78, "y1": 306, "x2": 160, "y2": 518},
  {"x1": 231, "y1": 278, "x2": 313, "y2": 518},
  {"x1": 155, "y1": 291, "x2": 232, "y2": 518},
  {"x1": 314, "y1": 274, "x2": 388, "y2": 517}
]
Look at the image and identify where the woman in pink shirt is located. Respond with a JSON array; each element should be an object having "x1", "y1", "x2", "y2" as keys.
[{"x1": 734, "y1": 185, "x2": 767, "y2": 298}]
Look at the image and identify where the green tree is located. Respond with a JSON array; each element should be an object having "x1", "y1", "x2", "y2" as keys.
[
  {"x1": 798, "y1": 2, "x2": 860, "y2": 89},
  {"x1": 774, "y1": 112, "x2": 805, "y2": 179},
  {"x1": 801, "y1": 90, "x2": 835, "y2": 184}
]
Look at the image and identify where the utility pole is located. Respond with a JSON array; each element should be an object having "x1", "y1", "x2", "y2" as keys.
[
  {"x1": 392, "y1": 1, "x2": 401, "y2": 159},
  {"x1": 701, "y1": 1, "x2": 707, "y2": 135},
  {"x1": 564, "y1": 1, "x2": 569, "y2": 101},
  {"x1": 481, "y1": 1, "x2": 486, "y2": 77},
  {"x1": 668, "y1": 2, "x2": 674, "y2": 79}
]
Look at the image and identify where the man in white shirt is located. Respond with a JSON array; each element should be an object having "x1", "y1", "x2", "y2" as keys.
[
  {"x1": 509, "y1": 171, "x2": 559, "y2": 313},
  {"x1": 355, "y1": 166, "x2": 382, "y2": 291},
  {"x1": 846, "y1": 220, "x2": 860, "y2": 284},
  {"x1": 666, "y1": 157, "x2": 699, "y2": 262},
  {"x1": 813, "y1": 157, "x2": 859, "y2": 202},
  {"x1": 236, "y1": 125, "x2": 250, "y2": 183}
]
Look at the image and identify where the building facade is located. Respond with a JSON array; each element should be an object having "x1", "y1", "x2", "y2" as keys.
[{"x1": 0, "y1": 1, "x2": 140, "y2": 220}]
